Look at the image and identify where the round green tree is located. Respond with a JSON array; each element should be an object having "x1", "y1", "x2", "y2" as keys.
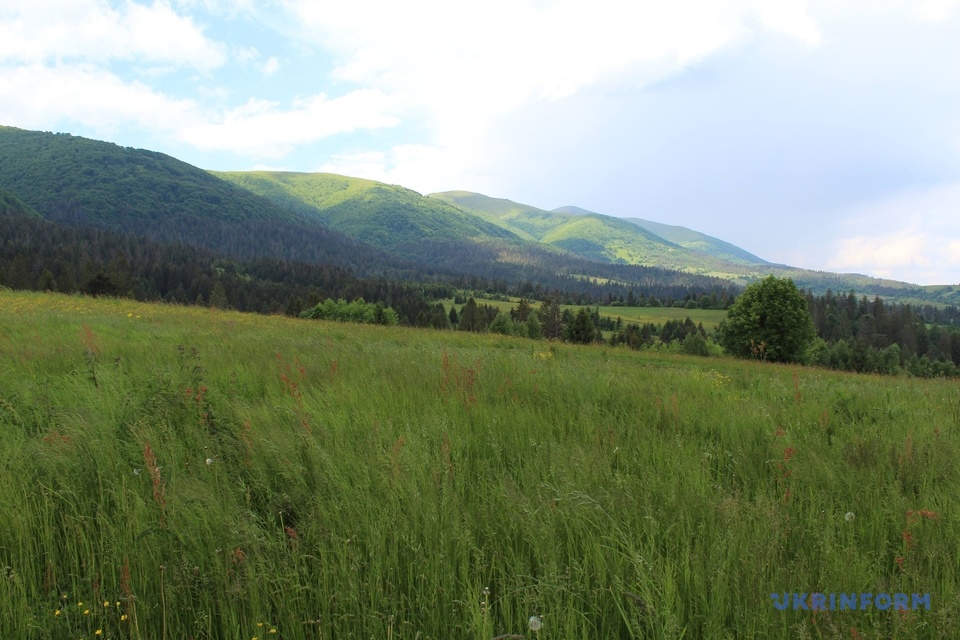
[{"x1": 718, "y1": 276, "x2": 815, "y2": 363}]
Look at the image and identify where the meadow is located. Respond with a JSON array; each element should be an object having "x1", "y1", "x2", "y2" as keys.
[
  {"x1": 442, "y1": 298, "x2": 726, "y2": 331},
  {"x1": 1, "y1": 290, "x2": 958, "y2": 639}
]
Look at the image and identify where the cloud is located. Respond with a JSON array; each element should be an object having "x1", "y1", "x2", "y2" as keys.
[
  {"x1": 179, "y1": 89, "x2": 401, "y2": 156},
  {"x1": 318, "y1": 144, "x2": 485, "y2": 194},
  {"x1": 259, "y1": 56, "x2": 280, "y2": 76},
  {"x1": 916, "y1": 0, "x2": 960, "y2": 22},
  {"x1": 0, "y1": 0, "x2": 226, "y2": 70},
  {"x1": 818, "y1": 182, "x2": 960, "y2": 285},
  {"x1": 280, "y1": 0, "x2": 825, "y2": 192},
  {"x1": 0, "y1": 63, "x2": 198, "y2": 135}
]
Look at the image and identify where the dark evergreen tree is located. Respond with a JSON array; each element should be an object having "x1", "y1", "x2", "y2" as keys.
[{"x1": 565, "y1": 307, "x2": 599, "y2": 344}]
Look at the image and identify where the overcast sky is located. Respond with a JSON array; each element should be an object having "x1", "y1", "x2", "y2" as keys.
[{"x1": 2, "y1": 0, "x2": 959, "y2": 285}]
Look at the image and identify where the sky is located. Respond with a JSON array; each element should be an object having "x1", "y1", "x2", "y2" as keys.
[{"x1": 1, "y1": 0, "x2": 959, "y2": 285}]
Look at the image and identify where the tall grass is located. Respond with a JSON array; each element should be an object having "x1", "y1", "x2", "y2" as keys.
[{"x1": 1, "y1": 291, "x2": 958, "y2": 639}]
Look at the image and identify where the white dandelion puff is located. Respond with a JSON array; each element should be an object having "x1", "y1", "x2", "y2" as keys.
[{"x1": 845, "y1": 512, "x2": 855, "y2": 522}]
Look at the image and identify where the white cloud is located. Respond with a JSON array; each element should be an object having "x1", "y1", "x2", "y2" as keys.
[
  {"x1": 0, "y1": 63, "x2": 198, "y2": 135},
  {"x1": 817, "y1": 183, "x2": 960, "y2": 285},
  {"x1": 179, "y1": 89, "x2": 401, "y2": 156},
  {"x1": 916, "y1": 0, "x2": 960, "y2": 22},
  {"x1": 319, "y1": 144, "x2": 488, "y2": 194},
  {"x1": 0, "y1": 0, "x2": 226, "y2": 70},
  {"x1": 281, "y1": 0, "x2": 824, "y2": 191},
  {"x1": 757, "y1": 0, "x2": 823, "y2": 45},
  {"x1": 259, "y1": 56, "x2": 280, "y2": 76}
]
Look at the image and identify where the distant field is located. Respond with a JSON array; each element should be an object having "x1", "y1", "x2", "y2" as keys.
[
  {"x1": 2, "y1": 291, "x2": 957, "y2": 638},
  {"x1": 443, "y1": 297, "x2": 727, "y2": 330}
]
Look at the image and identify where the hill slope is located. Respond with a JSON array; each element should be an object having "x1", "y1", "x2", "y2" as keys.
[
  {"x1": 0, "y1": 127, "x2": 733, "y2": 298},
  {"x1": 554, "y1": 205, "x2": 769, "y2": 266},
  {"x1": 0, "y1": 126, "x2": 306, "y2": 226},
  {"x1": 435, "y1": 191, "x2": 960, "y2": 304},
  {"x1": 212, "y1": 172, "x2": 522, "y2": 251},
  {"x1": 0, "y1": 126, "x2": 423, "y2": 274},
  {"x1": 1, "y1": 126, "x2": 953, "y2": 305},
  {"x1": 0, "y1": 187, "x2": 42, "y2": 218},
  {"x1": 429, "y1": 190, "x2": 716, "y2": 269}
]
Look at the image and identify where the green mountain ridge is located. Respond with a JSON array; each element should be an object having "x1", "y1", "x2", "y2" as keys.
[
  {"x1": 0, "y1": 126, "x2": 732, "y2": 299},
  {"x1": 0, "y1": 126, "x2": 307, "y2": 227},
  {"x1": 212, "y1": 172, "x2": 522, "y2": 252},
  {"x1": 553, "y1": 205, "x2": 770, "y2": 266},
  {"x1": 430, "y1": 190, "x2": 710, "y2": 269},
  {"x1": 0, "y1": 125, "x2": 421, "y2": 275},
  {"x1": 0, "y1": 125, "x2": 956, "y2": 306},
  {"x1": 432, "y1": 190, "x2": 959, "y2": 305}
]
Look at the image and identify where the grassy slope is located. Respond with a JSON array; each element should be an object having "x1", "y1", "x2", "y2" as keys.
[
  {"x1": 620, "y1": 215, "x2": 767, "y2": 265},
  {"x1": 214, "y1": 172, "x2": 522, "y2": 250},
  {"x1": 555, "y1": 205, "x2": 770, "y2": 266},
  {"x1": 430, "y1": 191, "x2": 717, "y2": 269},
  {"x1": 2, "y1": 290, "x2": 957, "y2": 639}
]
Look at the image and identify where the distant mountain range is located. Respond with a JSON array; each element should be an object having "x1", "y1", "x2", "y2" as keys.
[
  {"x1": 554, "y1": 206, "x2": 770, "y2": 266},
  {"x1": 1, "y1": 124, "x2": 958, "y2": 306}
]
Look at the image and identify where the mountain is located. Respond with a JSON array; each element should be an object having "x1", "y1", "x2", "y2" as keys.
[
  {"x1": 0, "y1": 125, "x2": 418, "y2": 275},
  {"x1": 429, "y1": 190, "x2": 713, "y2": 269},
  {"x1": 554, "y1": 206, "x2": 769, "y2": 266},
  {"x1": 0, "y1": 125, "x2": 954, "y2": 306},
  {"x1": 0, "y1": 126, "x2": 735, "y2": 300},
  {"x1": 211, "y1": 172, "x2": 521, "y2": 252},
  {"x1": 0, "y1": 187, "x2": 41, "y2": 219},
  {"x1": 433, "y1": 191, "x2": 960, "y2": 305},
  {"x1": 213, "y1": 172, "x2": 737, "y2": 297}
]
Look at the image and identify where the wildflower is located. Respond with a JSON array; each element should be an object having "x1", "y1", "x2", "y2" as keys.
[
  {"x1": 529, "y1": 615, "x2": 543, "y2": 631},
  {"x1": 104, "y1": 600, "x2": 110, "y2": 607},
  {"x1": 54, "y1": 609, "x2": 61, "y2": 616},
  {"x1": 845, "y1": 512, "x2": 855, "y2": 522},
  {"x1": 121, "y1": 614, "x2": 129, "y2": 621},
  {"x1": 84, "y1": 609, "x2": 90, "y2": 615},
  {"x1": 270, "y1": 630, "x2": 277, "y2": 634},
  {"x1": 96, "y1": 630, "x2": 103, "y2": 636}
]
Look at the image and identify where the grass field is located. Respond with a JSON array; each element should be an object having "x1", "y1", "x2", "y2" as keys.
[
  {"x1": 2, "y1": 290, "x2": 958, "y2": 639},
  {"x1": 443, "y1": 298, "x2": 727, "y2": 331}
]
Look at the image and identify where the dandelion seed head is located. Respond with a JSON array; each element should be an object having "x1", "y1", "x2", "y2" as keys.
[
  {"x1": 206, "y1": 458, "x2": 214, "y2": 466},
  {"x1": 845, "y1": 512, "x2": 855, "y2": 522},
  {"x1": 528, "y1": 614, "x2": 542, "y2": 631}
]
